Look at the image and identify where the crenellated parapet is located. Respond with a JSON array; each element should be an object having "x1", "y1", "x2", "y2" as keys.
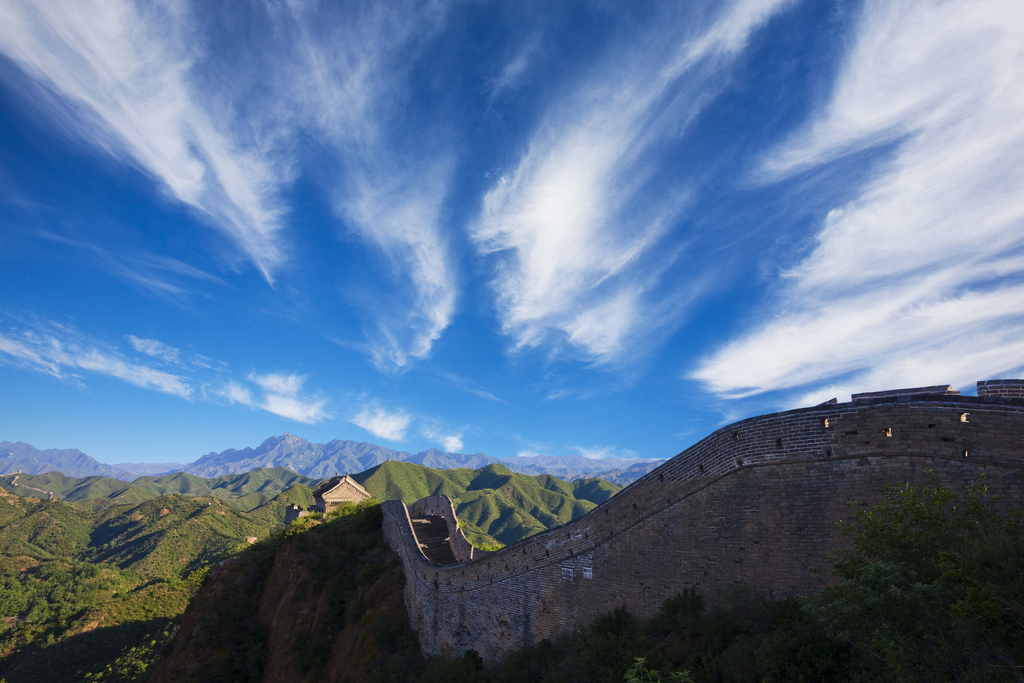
[{"x1": 383, "y1": 384, "x2": 1024, "y2": 661}]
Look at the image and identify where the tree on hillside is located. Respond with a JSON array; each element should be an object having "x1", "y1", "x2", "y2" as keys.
[{"x1": 810, "y1": 470, "x2": 1024, "y2": 681}]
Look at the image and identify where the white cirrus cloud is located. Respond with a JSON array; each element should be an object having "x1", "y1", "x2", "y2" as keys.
[
  {"x1": 218, "y1": 380, "x2": 254, "y2": 406},
  {"x1": 0, "y1": 312, "x2": 331, "y2": 423},
  {"x1": 0, "y1": 0, "x2": 289, "y2": 280},
  {"x1": 275, "y1": 0, "x2": 457, "y2": 370},
  {"x1": 341, "y1": 170, "x2": 457, "y2": 371},
  {"x1": 0, "y1": 0, "x2": 460, "y2": 370},
  {"x1": 420, "y1": 422, "x2": 464, "y2": 452},
  {"x1": 261, "y1": 393, "x2": 328, "y2": 424},
  {"x1": 250, "y1": 372, "x2": 305, "y2": 397},
  {"x1": 437, "y1": 372, "x2": 504, "y2": 403},
  {"x1": 692, "y1": 0, "x2": 1024, "y2": 402},
  {"x1": 0, "y1": 317, "x2": 192, "y2": 398},
  {"x1": 34, "y1": 232, "x2": 229, "y2": 303},
  {"x1": 574, "y1": 445, "x2": 641, "y2": 461},
  {"x1": 441, "y1": 435, "x2": 464, "y2": 452},
  {"x1": 352, "y1": 402, "x2": 411, "y2": 442},
  {"x1": 471, "y1": 0, "x2": 791, "y2": 364},
  {"x1": 245, "y1": 373, "x2": 328, "y2": 424},
  {"x1": 127, "y1": 335, "x2": 181, "y2": 364},
  {"x1": 217, "y1": 376, "x2": 329, "y2": 424},
  {"x1": 576, "y1": 445, "x2": 616, "y2": 460},
  {"x1": 488, "y1": 33, "x2": 541, "y2": 102}
]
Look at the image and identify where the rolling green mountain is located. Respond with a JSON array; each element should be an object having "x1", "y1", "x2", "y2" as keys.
[
  {"x1": 0, "y1": 487, "x2": 279, "y2": 682},
  {"x1": 0, "y1": 461, "x2": 621, "y2": 681},
  {"x1": 0, "y1": 466, "x2": 322, "y2": 512},
  {"x1": 353, "y1": 461, "x2": 620, "y2": 546},
  {"x1": 1, "y1": 462, "x2": 621, "y2": 545}
]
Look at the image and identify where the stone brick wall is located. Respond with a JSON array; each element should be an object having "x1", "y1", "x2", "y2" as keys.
[
  {"x1": 382, "y1": 394, "x2": 1024, "y2": 661},
  {"x1": 407, "y1": 495, "x2": 489, "y2": 562},
  {"x1": 284, "y1": 504, "x2": 309, "y2": 525},
  {"x1": 977, "y1": 379, "x2": 1024, "y2": 399}
]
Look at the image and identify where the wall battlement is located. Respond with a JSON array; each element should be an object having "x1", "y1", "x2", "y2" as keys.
[
  {"x1": 382, "y1": 389, "x2": 1024, "y2": 661},
  {"x1": 977, "y1": 379, "x2": 1024, "y2": 399}
]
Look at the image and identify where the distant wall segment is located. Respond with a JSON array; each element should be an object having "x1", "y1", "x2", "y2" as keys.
[
  {"x1": 382, "y1": 393, "x2": 1024, "y2": 661},
  {"x1": 407, "y1": 495, "x2": 488, "y2": 563}
]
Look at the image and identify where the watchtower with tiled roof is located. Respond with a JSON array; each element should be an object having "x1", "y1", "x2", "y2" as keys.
[{"x1": 311, "y1": 474, "x2": 371, "y2": 513}]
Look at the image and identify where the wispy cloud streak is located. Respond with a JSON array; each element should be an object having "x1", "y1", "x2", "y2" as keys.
[
  {"x1": 127, "y1": 335, "x2": 181, "y2": 364},
  {"x1": 420, "y1": 421, "x2": 464, "y2": 452},
  {"x1": 0, "y1": 0, "x2": 457, "y2": 368},
  {"x1": 352, "y1": 401, "x2": 410, "y2": 441},
  {"x1": 245, "y1": 372, "x2": 328, "y2": 423},
  {"x1": 0, "y1": 317, "x2": 192, "y2": 397},
  {"x1": 275, "y1": 0, "x2": 457, "y2": 370},
  {"x1": 693, "y1": 0, "x2": 1024, "y2": 400},
  {"x1": 0, "y1": 0, "x2": 289, "y2": 280},
  {"x1": 471, "y1": 0, "x2": 790, "y2": 364},
  {"x1": 0, "y1": 312, "x2": 330, "y2": 423}
]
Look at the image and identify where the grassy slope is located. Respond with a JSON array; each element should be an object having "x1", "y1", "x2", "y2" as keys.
[
  {"x1": 0, "y1": 471, "x2": 135, "y2": 502},
  {"x1": 354, "y1": 462, "x2": 620, "y2": 546}
]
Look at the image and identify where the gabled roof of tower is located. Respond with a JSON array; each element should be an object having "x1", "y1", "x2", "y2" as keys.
[{"x1": 312, "y1": 473, "x2": 371, "y2": 500}]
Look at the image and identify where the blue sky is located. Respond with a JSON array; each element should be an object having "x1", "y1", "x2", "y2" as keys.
[{"x1": 1, "y1": 0, "x2": 1022, "y2": 465}]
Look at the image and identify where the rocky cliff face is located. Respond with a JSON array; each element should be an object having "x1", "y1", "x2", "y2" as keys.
[{"x1": 149, "y1": 505, "x2": 421, "y2": 683}]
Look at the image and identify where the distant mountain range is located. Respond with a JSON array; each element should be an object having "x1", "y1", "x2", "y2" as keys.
[
  {"x1": 1, "y1": 441, "x2": 135, "y2": 479},
  {"x1": 1, "y1": 435, "x2": 663, "y2": 485}
]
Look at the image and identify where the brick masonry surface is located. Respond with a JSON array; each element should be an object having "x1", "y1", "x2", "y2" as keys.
[
  {"x1": 407, "y1": 495, "x2": 493, "y2": 563},
  {"x1": 977, "y1": 380, "x2": 1024, "y2": 399},
  {"x1": 382, "y1": 394, "x2": 1024, "y2": 661}
]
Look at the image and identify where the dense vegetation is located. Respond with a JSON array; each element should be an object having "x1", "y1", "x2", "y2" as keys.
[
  {"x1": 353, "y1": 461, "x2": 619, "y2": 547},
  {"x1": 0, "y1": 488, "x2": 275, "y2": 682},
  {"x1": 2, "y1": 462, "x2": 620, "y2": 544},
  {"x1": 147, "y1": 500, "x2": 423, "y2": 683}
]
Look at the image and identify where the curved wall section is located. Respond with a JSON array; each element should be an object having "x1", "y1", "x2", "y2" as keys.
[
  {"x1": 407, "y1": 495, "x2": 488, "y2": 563},
  {"x1": 383, "y1": 395, "x2": 1024, "y2": 661}
]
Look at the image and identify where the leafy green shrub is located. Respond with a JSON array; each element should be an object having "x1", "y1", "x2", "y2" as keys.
[
  {"x1": 809, "y1": 470, "x2": 1024, "y2": 681},
  {"x1": 624, "y1": 657, "x2": 692, "y2": 683}
]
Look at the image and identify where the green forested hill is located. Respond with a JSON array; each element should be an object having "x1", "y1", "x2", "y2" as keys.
[
  {"x1": 0, "y1": 462, "x2": 621, "y2": 681},
  {"x1": 353, "y1": 461, "x2": 620, "y2": 546},
  {"x1": 2, "y1": 462, "x2": 622, "y2": 547},
  {"x1": 0, "y1": 487, "x2": 280, "y2": 682},
  {"x1": 0, "y1": 466, "x2": 322, "y2": 512}
]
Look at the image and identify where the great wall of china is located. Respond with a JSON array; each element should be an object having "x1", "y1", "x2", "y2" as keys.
[{"x1": 382, "y1": 380, "x2": 1024, "y2": 661}]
